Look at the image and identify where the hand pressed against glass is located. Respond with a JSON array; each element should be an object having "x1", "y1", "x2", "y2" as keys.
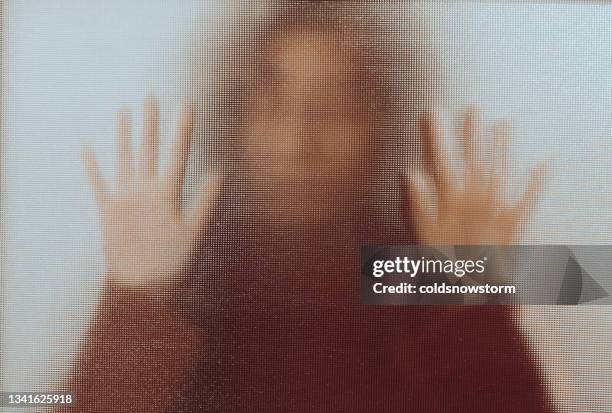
[
  {"x1": 406, "y1": 109, "x2": 546, "y2": 245},
  {"x1": 83, "y1": 98, "x2": 222, "y2": 289}
]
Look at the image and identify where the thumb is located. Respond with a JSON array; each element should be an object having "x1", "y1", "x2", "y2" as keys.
[
  {"x1": 402, "y1": 173, "x2": 434, "y2": 245},
  {"x1": 183, "y1": 174, "x2": 224, "y2": 238}
]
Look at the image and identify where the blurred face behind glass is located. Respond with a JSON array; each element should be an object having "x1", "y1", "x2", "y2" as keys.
[{"x1": 239, "y1": 27, "x2": 373, "y2": 225}]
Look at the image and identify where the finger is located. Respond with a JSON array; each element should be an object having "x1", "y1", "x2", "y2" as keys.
[
  {"x1": 82, "y1": 144, "x2": 109, "y2": 206},
  {"x1": 184, "y1": 175, "x2": 223, "y2": 238},
  {"x1": 117, "y1": 109, "x2": 133, "y2": 189},
  {"x1": 402, "y1": 175, "x2": 434, "y2": 245},
  {"x1": 488, "y1": 121, "x2": 511, "y2": 205},
  {"x1": 420, "y1": 112, "x2": 451, "y2": 203},
  {"x1": 462, "y1": 106, "x2": 476, "y2": 166},
  {"x1": 462, "y1": 106, "x2": 483, "y2": 188},
  {"x1": 168, "y1": 103, "x2": 196, "y2": 207},
  {"x1": 141, "y1": 96, "x2": 160, "y2": 179},
  {"x1": 515, "y1": 163, "x2": 548, "y2": 224}
]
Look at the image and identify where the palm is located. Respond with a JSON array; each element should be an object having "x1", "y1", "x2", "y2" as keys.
[
  {"x1": 83, "y1": 98, "x2": 221, "y2": 289},
  {"x1": 406, "y1": 109, "x2": 546, "y2": 246}
]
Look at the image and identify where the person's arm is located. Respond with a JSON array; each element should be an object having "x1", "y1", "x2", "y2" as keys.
[
  {"x1": 57, "y1": 278, "x2": 203, "y2": 413},
  {"x1": 394, "y1": 306, "x2": 555, "y2": 412},
  {"x1": 400, "y1": 109, "x2": 552, "y2": 411},
  {"x1": 55, "y1": 97, "x2": 221, "y2": 412}
]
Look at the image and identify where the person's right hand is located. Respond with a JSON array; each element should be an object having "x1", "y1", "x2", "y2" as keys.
[{"x1": 82, "y1": 97, "x2": 221, "y2": 290}]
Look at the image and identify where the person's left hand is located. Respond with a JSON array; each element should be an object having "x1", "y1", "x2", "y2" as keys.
[{"x1": 404, "y1": 108, "x2": 547, "y2": 246}]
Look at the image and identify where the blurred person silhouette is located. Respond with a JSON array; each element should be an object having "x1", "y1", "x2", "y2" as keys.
[{"x1": 66, "y1": 2, "x2": 552, "y2": 412}]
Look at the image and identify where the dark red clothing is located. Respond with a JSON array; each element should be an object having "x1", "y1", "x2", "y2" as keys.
[
  {"x1": 170, "y1": 186, "x2": 555, "y2": 412},
  {"x1": 172, "y1": 246, "x2": 553, "y2": 411},
  {"x1": 173, "y1": 304, "x2": 552, "y2": 412}
]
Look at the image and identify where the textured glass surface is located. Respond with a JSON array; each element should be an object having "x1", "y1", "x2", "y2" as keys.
[{"x1": 1, "y1": 1, "x2": 611, "y2": 411}]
